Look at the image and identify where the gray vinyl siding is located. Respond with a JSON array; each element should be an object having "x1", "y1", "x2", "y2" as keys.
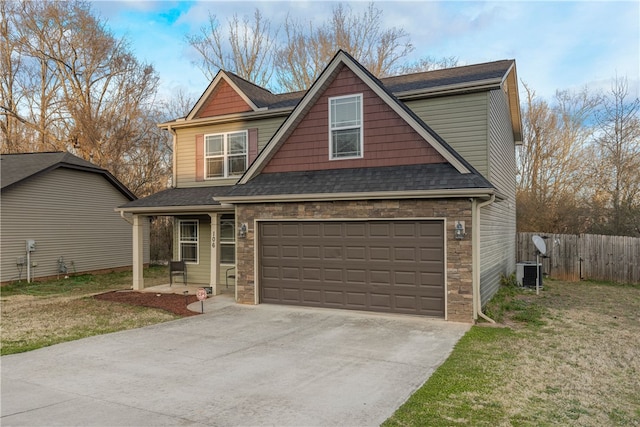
[
  {"x1": 0, "y1": 168, "x2": 149, "y2": 283},
  {"x1": 479, "y1": 89, "x2": 518, "y2": 305},
  {"x1": 175, "y1": 116, "x2": 287, "y2": 187},
  {"x1": 404, "y1": 92, "x2": 489, "y2": 176}
]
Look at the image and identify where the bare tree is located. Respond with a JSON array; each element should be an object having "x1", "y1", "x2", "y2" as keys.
[
  {"x1": 275, "y1": 3, "x2": 414, "y2": 91},
  {"x1": 0, "y1": 0, "x2": 171, "y2": 198},
  {"x1": 588, "y1": 76, "x2": 640, "y2": 235},
  {"x1": 517, "y1": 84, "x2": 599, "y2": 233},
  {"x1": 186, "y1": 9, "x2": 278, "y2": 88}
]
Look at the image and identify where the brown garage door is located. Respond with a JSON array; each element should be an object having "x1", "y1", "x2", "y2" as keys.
[{"x1": 259, "y1": 220, "x2": 445, "y2": 317}]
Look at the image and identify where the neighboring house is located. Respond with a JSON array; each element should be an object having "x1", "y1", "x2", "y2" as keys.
[
  {"x1": 118, "y1": 50, "x2": 522, "y2": 322},
  {"x1": 1, "y1": 152, "x2": 149, "y2": 283}
]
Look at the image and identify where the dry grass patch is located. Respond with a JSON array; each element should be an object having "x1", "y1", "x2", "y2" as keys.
[
  {"x1": 1, "y1": 266, "x2": 181, "y2": 355},
  {"x1": 384, "y1": 280, "x2": 640, "y2": 426}
]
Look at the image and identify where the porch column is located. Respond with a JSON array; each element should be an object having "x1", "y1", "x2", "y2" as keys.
[
  {"x1": 209, "y1": 213, "x2": 219, "y2": 294},
  {"x1": 132, "y1": 214, "x2": 145, "y2": 290}
]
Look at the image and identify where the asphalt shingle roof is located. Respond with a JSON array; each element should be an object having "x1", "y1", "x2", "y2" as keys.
[
  {"x1": 119, "y1": 186, "x2": 233, "y2": 209},
  {"x1": 227, "y1": 59, "x2": 514, "y2": 111},
  {"x1": 225, "y1": 163, "x2": 494, "y2": 198},
  {"x1": 1, "y1": 152, "x2": 135, "y2": 200},
  {"x1": 1, "y1": 152, "x2": 99, "y2": 189}
]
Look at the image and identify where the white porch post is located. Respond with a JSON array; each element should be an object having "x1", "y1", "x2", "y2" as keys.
[
  {"x1": 209, "y1": 213, "x2": 219, "y2": 295},
  {"x1": 132, "y1": 214, "x2": 145, "y2": 290}
]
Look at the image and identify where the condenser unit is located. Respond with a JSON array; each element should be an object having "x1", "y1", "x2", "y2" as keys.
[{"x1": 516, "y1": 262, "x2": 543, "y2": 288}]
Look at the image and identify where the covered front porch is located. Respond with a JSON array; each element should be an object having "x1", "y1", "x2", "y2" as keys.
[{"x1": 116, "y1": 186, "x2": 238, "y2": 297}]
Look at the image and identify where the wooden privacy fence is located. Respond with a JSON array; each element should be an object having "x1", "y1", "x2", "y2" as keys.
[{"x1": 517, "y1": 232, "x2": 640, "y2": 284}]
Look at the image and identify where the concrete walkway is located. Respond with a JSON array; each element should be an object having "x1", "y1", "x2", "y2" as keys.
[{"x1": 1, "y1": 296, "x2": 469, "y2": 426}]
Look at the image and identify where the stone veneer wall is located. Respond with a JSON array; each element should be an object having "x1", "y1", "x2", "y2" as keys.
[{"x1": 235, "y1": 199, "x2": 474, "y2": 322}]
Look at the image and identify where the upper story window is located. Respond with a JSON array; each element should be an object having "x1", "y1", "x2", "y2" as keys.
[
  {"x1": 329, "y1": 94, "x2": 363, "y2": 159},
  {"x1": 205, "y1": 131, "x2": 248, "y2": 178}
]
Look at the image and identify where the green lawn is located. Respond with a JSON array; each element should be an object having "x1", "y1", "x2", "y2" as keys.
[
  {"x1": 383, "y1": 279, "x2": 640, "y2": 426},
  {"x1": 1, "y1": 266, "x2": 175, "y2": 355}
]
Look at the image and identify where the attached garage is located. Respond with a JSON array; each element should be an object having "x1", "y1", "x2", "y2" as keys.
[{"x1": 259, "y1": 220, "x2": 445, "y2": 317}]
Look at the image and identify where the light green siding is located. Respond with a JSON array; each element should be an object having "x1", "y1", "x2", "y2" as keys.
[
  {"x1": 479, "y1": 89, "x2": 518, "y2": 305},
  {"x1": 404, "y1": 92, "x2": 489, "y2": 176},
  {"x1": 175, "y1": 116, "x2": 286, "y2": 187},
  {"x1": 0, "y1": 168, "x2": 149, "y2": 283},
  {"x1": 173, "y1": 215, "x2": 211, "y2": 285}
]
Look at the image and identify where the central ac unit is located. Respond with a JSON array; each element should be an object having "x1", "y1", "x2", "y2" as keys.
[{"x1": 516, "y1": 262, "x2": 542, "y2": 287}]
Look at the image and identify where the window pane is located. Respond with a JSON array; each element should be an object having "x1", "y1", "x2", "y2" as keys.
[
  {"x1": 181, "y1": 243, "x2": 197, "y2": 263},
  {"x1": 220, "y1": 244, "x2": 235, "y2": 264},
  {"x1": 331, "y1": 96, "x2": 360, "y2": 128},
  {"x1": 228, "y1": 132, "x2": 247, "y2": 154},
  {"x1": 220, "y1": 219, "x2": 235, "y2": 241},
  {"x1": 228, "y1": 155, "x2": 247, "y2": 175},
  {"x1": 206, "y1": 158, "x2": 224, "y2": 178},
  {"x1": 332, "y1": 128, "x2": 361, "y2": 158},
  {"x1": 205, "y1": 135, "x2": 223, "y2": 155},
  {"x1": 180, "y1": 222, "x2": 197, "y2": 241}
]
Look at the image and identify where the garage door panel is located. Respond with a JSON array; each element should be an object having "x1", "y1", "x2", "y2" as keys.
[
  {"x1": 421, "y1": 272, "x2": 444, "y2": 285},
  {"x1": 282, "y1": 267, "x2": 300, "y2": 279},
  {"x1": 393, "y1": 223, "x2": 417, "y2": 237},
  {"x1": 262, "y1": 266, "x2": 280, "y2": 280},
  {"x1": 324, "y1": 268, "x2": 343, "y2": 282},
  {"x1": 301, "y1": 246, "x2": 321, "y2": 259},
  {"x1": 346, "y1": 293, "x2": 367, "y2": 307},
  {"x1": 324, "y1": 291, "x2": 345, "y2": 305},
  {"x1": 394, "y1": 247, "x2": 418, "y2": 261},
  {"x1": 301, "y1": 223, "x2": 321, "y2": 236},
  {"x1": 302, "y1": 289, "x2": 321, "y2": 303},
  {"x1": 370, "y1": 247, "x2": 391, "y2": 260},
  {"x1": 281, "y1": 246, "x2": 299, "y2": 258},
  {"x1": 260, "y1": 220, "x2": 444, "y2": 317},
  {"x1": 369, "y1": 223, "x2": 391, "y2": 237},
  {"x1": 345, "y1": 223, "x2": 366, "y2": 237},
  {"x1": 323, "y1": 246, "x2": 343, "y2": 260},
  {"x1": 370, "y1": 270, "x2": 390, "y2": 284},
  {"x1": 420, "y1": 248, "x2": 443, "y2": 261},
  {"x1": 262, "y1": 245, "x2": 280, "y2": 258}
]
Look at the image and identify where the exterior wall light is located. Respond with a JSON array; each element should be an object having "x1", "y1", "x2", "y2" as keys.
[
  {"x1": 454, "y1": 221, "x2": 466, "y2": 240},
  {"x1": 239, "y1": 223, "x2": 248, "y2": 238}
]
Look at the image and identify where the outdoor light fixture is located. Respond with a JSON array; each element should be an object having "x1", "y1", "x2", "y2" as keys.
[
  {"x1": 454, "y1": 221, "x2": 466, "y2": 240},
  {"x1": 239, "y1": 223, "x2": 248, "y2": 238}
]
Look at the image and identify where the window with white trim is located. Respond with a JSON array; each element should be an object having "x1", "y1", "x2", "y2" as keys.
[
  {"x1": 219, "y1": 214, "x2": 235, "y2": 264},
  {"x1": 205, "y1": 131, "x2": 248, "y2": 178},
  {"x1": 329, "y1": 94, "x2": 363, "y2": 159},
  {"x1": 178, "y1": 220, "x2": 198, "y2": 263}
]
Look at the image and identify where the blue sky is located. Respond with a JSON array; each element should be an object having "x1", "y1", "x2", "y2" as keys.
[{"x1": 91, "y1": 1, "x2": 639, "y2": 103}]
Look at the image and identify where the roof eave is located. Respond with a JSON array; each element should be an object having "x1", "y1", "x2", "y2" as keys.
[
  {"x1": 158, "y1": 107, "x2": 293, "y2": 130},
  {"x1": 394, "y1": 77, "x2": 504, "y2": 100},
  {"x1": 216, "y1": 188, "x2": 496, "y2": 204},
  {"x1": 116, "y1": 203, "x2": 234, "y2": 215}
]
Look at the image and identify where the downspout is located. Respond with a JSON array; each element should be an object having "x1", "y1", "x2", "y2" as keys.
[
  {"x1": 473, "y1": 195, "x2": 496, "y2": 323},
  {"x1": 120, "y1": 210, "x2": 133, "y2": 225},
  {"x1": 167, "y1": 124, "x2": 177, "y2": 187}
]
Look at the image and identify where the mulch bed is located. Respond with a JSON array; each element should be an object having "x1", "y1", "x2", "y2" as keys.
[{"x1": 94, "y1": 291, "x2": 201, "y2": 317}]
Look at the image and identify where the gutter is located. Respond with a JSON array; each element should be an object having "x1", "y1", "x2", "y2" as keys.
[
  {"x1": 120, "y1": 210, "x2": 133, "y2": 225},
  {"x1": 472, "y1": 195, "x2": 496, "y2": 323},
  {"x1": 216, "y1": 188, "x2": 496, "y2": 204}
]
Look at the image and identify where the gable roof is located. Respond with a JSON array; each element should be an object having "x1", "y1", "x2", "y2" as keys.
[
  {"x1": 1, "y1": 152, "x2": 136, "y2": 200},
  {"x1": 162, "y1": 57, "x2": 521, "y2": 145},
  {"x1": 240, "y1": 50, "x2": 480, "y2": 184}
]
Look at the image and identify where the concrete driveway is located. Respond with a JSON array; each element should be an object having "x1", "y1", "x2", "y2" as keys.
[{"x1": 1, "y1": 296, "x2": 469, "y2": 426}]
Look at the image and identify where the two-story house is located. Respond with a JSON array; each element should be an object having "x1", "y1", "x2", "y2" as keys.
[{"x1": 118, "y1": 50, "x2": 522, "y2": 323}]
